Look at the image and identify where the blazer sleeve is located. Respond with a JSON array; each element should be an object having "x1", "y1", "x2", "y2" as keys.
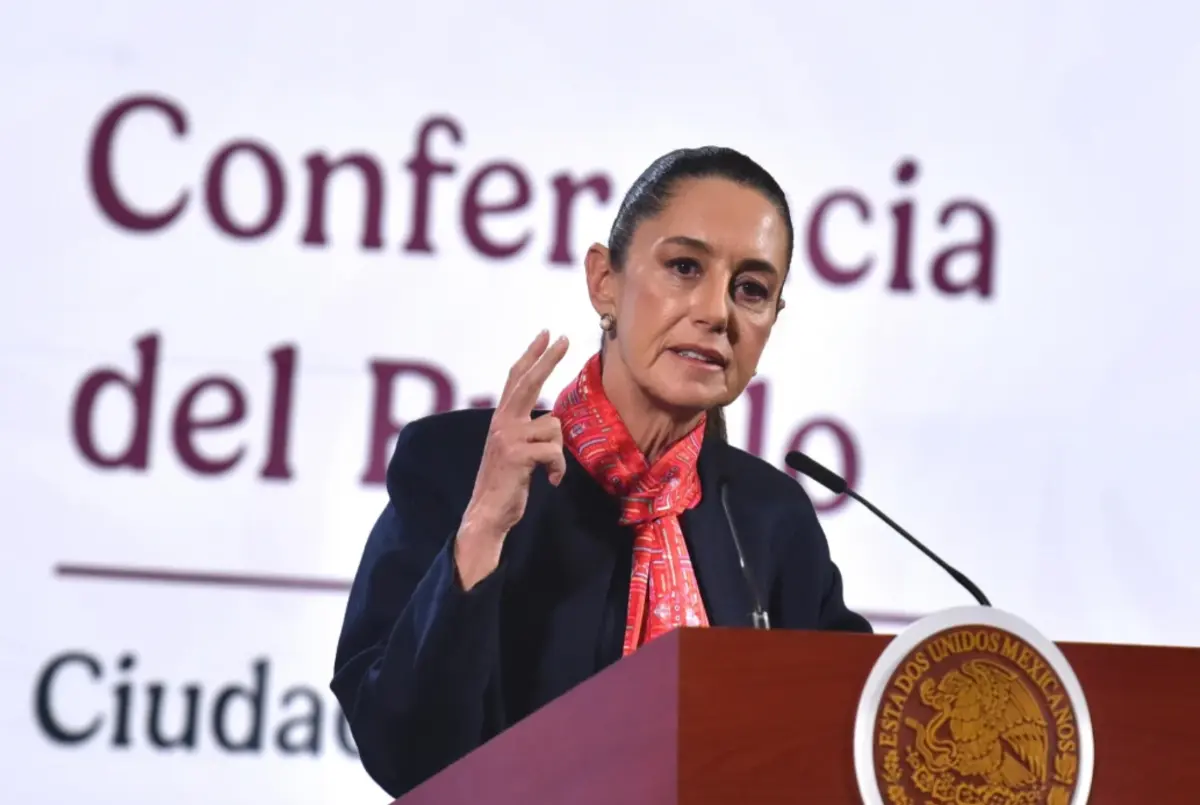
[
  {"x1": 330, "y1": 420, "x2": 506, "y2": 798},
  {"x1": 776, "y1": 490, "x2": 874, "y2": 634},
  {"x1": 814, "y1": 545, "x2": 873, "y2": 633}
]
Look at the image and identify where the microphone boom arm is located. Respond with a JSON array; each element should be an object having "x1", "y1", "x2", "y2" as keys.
[
  {"x1": 844, "y1": 488, "x2": 990, "y2": 607},
  {"x1": 784, "y1": 450, "x2": 991, "y2": 608}
]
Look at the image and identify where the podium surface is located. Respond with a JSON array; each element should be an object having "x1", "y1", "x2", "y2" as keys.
[{"x1": 393, "y1": 628, "x2": 1200, "y2": 804}]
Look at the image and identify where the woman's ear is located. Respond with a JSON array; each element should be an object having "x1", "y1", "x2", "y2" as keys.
[{"x1": 585, "y1": 243, "x2": 618, "y2": 317}]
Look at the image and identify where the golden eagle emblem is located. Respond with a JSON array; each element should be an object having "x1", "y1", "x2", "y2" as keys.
[
  {"x1": 906, "y1": 658, "x2": 1048, "y2": 789},
  {"x1": 866, "y1": 624, "x2": 1084, "y2": 805}
]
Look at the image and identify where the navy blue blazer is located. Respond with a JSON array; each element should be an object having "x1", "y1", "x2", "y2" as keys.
[{"x1": 330, "y1": 408, "x2": 870, "y2": 798}]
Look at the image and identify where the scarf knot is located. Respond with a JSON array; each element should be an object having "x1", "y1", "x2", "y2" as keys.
[{"x1": 553, "y1": 353, "x2": 711, "y2": 655}]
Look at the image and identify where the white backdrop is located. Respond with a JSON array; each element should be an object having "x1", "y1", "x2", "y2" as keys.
[{"x1": 3, "y1": 1, "x2": 1199, "y2": 802}]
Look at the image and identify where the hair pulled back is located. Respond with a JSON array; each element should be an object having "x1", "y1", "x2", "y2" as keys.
[{"x1": 602, "y1": 146, "x2": 794, "y2": 443}]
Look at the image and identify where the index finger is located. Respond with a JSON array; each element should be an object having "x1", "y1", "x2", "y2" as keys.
[
  {"x1": 498, "y1": 330, "x2": 551, "y2": 405},
  {"x1": 503, "y1": 335, "x2": 569, "y2": 415}
]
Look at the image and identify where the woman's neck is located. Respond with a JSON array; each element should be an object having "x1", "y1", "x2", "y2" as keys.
[{"x1": 600, "y1": 353, "x2": 703, "y2": 463}]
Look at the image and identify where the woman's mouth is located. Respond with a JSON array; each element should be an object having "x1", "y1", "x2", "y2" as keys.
[{"x1": 668, "y1": 346, "x2": 727, "y2": 370}]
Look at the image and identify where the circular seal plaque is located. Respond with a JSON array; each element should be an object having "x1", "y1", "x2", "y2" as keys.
[{"x1": 854, "y1": 607, "x2": 1095, "y2": 805}]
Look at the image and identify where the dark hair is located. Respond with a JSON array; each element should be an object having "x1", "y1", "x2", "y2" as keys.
[{"x1": 603, "y1": 146, "x2": 795, "y2": 443}]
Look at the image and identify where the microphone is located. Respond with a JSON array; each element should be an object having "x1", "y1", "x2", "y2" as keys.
[
  {"x1": 784, "y1": 451, "x2": 991, "y2": 607},
  {"x1": 718, "y1": 478, "x2": 771, "y2": 629}
]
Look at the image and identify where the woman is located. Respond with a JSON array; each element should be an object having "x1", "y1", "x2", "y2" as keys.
[{"x1": 330, "y1": 146, "x2": 871, "y2": 798}]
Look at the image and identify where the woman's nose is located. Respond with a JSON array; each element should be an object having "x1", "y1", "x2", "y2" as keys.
[{"x1": 692, "y1": 273, "x2": 730, "y2": 333}]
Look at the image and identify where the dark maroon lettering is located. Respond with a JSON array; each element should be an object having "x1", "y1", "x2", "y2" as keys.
[
  {"x1": 931, "y1": 200, "x2": 996, "y2": 298},
  {"x1": 71, "y1": 335, "x2": 303, "y2": 479},
  {"x1": 801, "y1": 157, "x2": 1000, "y2": 297},
  {"x1": 807, "y1": 191, "x2": 872, "y2": 285},
  {"x1": 260, "y1": 345, "x2": 298, "y2": 480},
  {"x1": 403, "y1": 116, "x2": 463, "y2": 254},
  {"x1": 301, "y1": 153, "x2": 385, "y2": 249},
  {"x1": 742, "y1": 378, "x2": 769, "y2": 458},
  {"x1": 71, "y1": 333, "x2": 160, "y2": 470},
  {"x1": 88, "y1": 95, "x2": 188, "y2": 231},
  {"x1": 172, "y1": 378, "x2": 247, "y2": 475},
  {"x1": 547, "y1": 172, "x2": 613, "y2": 265},
  {"x1": 360, "y1": 361, "x2": 455, "y2": 484},
  {"x1": 888, "y1": 158, "x2": 919, "y2": 292},
  {"x1": 204, "y1": 141, "x2": 286, "y2": 239},
  {"x1": 461, "y1": 161, "x2": 532, "y2": 258},
  {"x1": 87, "y1": 96, "x2": 999, "y2": 291}
]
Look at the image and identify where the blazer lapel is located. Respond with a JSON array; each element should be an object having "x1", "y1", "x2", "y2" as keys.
[{"x1": 683, "y1": 442, "x2": 762, "y2": 628}]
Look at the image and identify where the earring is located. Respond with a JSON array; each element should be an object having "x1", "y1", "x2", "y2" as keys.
[{"x1": 599, "y1": 313, "x2": 615, "y2": 332}]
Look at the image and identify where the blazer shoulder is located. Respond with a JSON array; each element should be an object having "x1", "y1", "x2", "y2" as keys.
[
  {"x1": 396, "y1": 407, "x2": 496, "y2": 453},
  {"x1": 385, "y1": 408, "x2": 496, "y2": 498},
  {"x1": 395, "y1": 407, "x2": 555, "y2": 455}
]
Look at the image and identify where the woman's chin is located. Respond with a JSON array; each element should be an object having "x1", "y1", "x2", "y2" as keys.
[{"x1": 647, "y1": 385, "x2": 730, "y2": 416}]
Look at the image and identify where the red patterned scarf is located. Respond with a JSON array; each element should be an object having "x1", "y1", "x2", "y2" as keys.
[{"x1": 553, "y1": 353, "x2": 710, "y2": 656}]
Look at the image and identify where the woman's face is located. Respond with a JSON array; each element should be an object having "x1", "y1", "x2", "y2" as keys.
[{"x1": 587, "y1": 176, "x2": 790, "y2": 417}]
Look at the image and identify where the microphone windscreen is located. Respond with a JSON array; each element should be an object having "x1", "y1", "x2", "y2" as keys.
[{"x1": 784, "y1": 451, "x2": 848, "y2": 495}]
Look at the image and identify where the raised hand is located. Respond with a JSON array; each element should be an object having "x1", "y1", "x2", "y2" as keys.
[{"x1": 455, "y1": 331, "x2": 569, "y2": 588}]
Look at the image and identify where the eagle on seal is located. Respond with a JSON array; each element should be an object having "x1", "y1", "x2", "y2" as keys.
[{"x1": 906, "y1": 658, "x2": 1049, "y2": 789}]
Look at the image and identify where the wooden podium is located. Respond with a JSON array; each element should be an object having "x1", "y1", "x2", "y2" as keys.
[{"x1": 392, "y1": 628, "x2": 1200, "y2": 804}]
